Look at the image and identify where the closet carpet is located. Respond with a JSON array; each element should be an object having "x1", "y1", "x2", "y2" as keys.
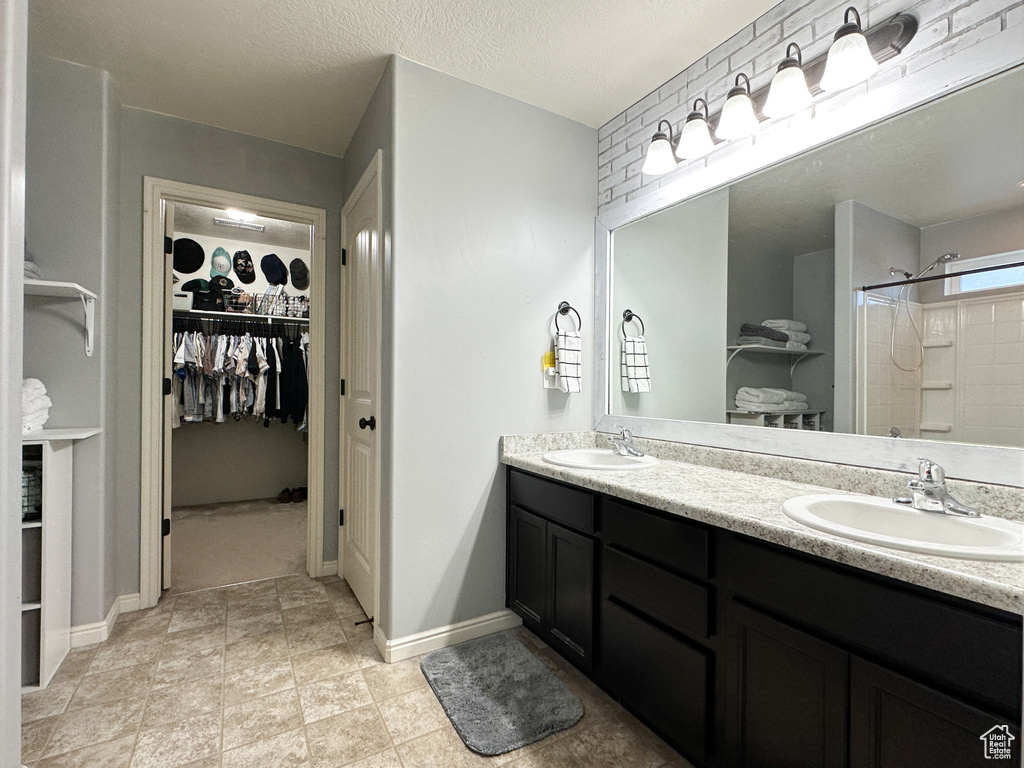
[
  {"x1": 20, "y1": 575, "x2": 690, "y2": 768},
  {"x1": 170, "y1": 499, "x2": 307, "y2": 594}
]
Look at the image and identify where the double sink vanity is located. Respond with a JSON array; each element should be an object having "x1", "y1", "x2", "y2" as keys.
[{"x1": 501, "y1": 432, "x2": 1023, "y2": 768}]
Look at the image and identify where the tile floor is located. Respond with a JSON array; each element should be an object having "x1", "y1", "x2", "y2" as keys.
[{"x1": 21, "y1": 574, "x2": 692, "y2": 768}]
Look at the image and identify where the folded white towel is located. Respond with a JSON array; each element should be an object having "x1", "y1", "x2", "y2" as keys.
[
  {"x1": 22, "y1": 410, "x2": 49, "y2": 432},
  {"x1": 782, "y1": 330, "x2": 811, "y2": 343},
  {"x1": 621, "y1": 336, "x2": 651, "y2": 393},
  {"x1": 24, "y1": 260, "x2": 42, "y2": 280},
  {"x1": 736, "y1": 387, "x2": 806, "y2": 404},
  {"x1": 763, "y1": 319, "x2": 807, "y2": 332},
  {"x1": 737, "y1": 336, "x2": 785, "y2": 348},
  {"x1": 23, "y1": 378, "x2": 46, "y2": 396},
  {"x1": 734, "y1": 398, "x2": 809, "y2": 413},
  {"x1": 785, "y1": 341, "x2": 808, "y2": 351},
  {"x1": 555, "y1": 331, "x2": 582, "y2": 394},
  {"x1": 22, "y1": 394, "x2": 52, "y2": 414}
]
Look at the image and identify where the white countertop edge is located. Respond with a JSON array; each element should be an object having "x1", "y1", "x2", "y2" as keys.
[
  {"x1": 502, "y1": 451, "x2": 1023, "y2": 616},
  {"x1": 22, "y1": 427, "x2": 102, "y2": 442}
]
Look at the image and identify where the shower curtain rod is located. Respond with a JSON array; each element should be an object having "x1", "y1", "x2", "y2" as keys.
[{"x1": 860, "y1": 260, "x2": 1024, "y2": 292}]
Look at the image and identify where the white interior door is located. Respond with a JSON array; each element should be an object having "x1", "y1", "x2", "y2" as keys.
[
  {"x1": 340, "y1": 152, "x2": 382, "y2": 620},
  {"x1": 161, "y1": 201, "x2": 174, "y2": 590}
]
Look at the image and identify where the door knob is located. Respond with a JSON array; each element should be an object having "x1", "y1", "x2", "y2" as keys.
[{"x1": 359, "y1": 416, "x2": 376, "y2": 430}]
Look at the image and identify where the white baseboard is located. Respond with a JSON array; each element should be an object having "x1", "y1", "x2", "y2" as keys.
[
  {"x1": 377, "y1": 609, "x2": 523, "y2": 663},
  {"x1": 70, "y1": 592, "x2": 142, "y2": 648},
  {"x1": 321, "y1": 559, "x2": 338, "y2": 577}
]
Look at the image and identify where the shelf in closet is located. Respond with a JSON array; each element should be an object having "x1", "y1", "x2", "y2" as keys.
[
  {"x1": 923, "y1": 340, "x2": 954, "y2": 348},
  {"x1": 920, "y1": 423, "x2": 953, "y2": 433},
  {"x1": 173, "y1": 308, "x2": 309, "y2": 325},
  {"x1": 921, "y1": 382, "x2": 953, "y2": 390},
  {"x1": 24, "y1": 279, "x2": 98, "y2": 356},
  {"x1": 21, "y1": 603, "x2": 41, "y2": 613},
  {"x1": 22, "y1": 427, "x2": 102, "y2": 442},
  {"x1": 21, "y1": 521, "x2": 42, "y2": 530},
  {"x1": 726, "y1": 344, "x2": 824, "y2": 376}
]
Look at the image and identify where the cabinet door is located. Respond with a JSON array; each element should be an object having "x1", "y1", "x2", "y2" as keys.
[
  {"x1": 725, "y1": 601, "x2": 848, "y2": 768},
  {"x1": 603, "y1": 599, "x2": 710, "y2": 763},
  {"x1": 508, "y1": 506, "x2": 547, "y2": 631},
  {"x1": 851, "y1": 657, "x2": 1021, "y2": 768},
  {"x1": 547, "y1": 522, "x2": 594, "y2": 670}
]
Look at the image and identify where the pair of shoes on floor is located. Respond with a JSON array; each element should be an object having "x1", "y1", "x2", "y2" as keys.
[{"x1": 276, "y1": 487, "x2": 307, "y2": 503}]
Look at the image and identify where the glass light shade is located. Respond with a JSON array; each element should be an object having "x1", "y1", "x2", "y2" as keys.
[
  {"x1": 763, "y1": 65, "x2": 813, "y2": 118},
  {"x1": 641, "y1": 135, "x2": 678, "y2": 175},
  {"x1": 820, "y1": 31, "x2": 878, "y2": 91},
  {"x1": 675, "y1": 117, "x2": 714, "y2": 159},
  {"x1": 715, "y1": 92, "x2": 760, "y2": 140}
]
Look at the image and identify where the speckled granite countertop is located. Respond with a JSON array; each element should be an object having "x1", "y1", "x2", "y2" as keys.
[{"x1": 501, "y1": 436, "x2": 1023, "y2": 616}]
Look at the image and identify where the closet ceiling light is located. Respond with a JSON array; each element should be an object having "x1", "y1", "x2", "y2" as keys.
[
  {"x1": 213, "y1": 217, "x2": 266, "y2": 232},
  {"x1": 675, "y1": 98, "x2": 716, "y2": 159},
  {"x1": 225, "y1": 209, "x2": 258, "y2": 223},
  {"x1": 715, "y1": 74, "x2": 760, "y2": 141},
  {"x1": 763, "y1": 43, "x2": 813, "y2": 119},
  {"x1": 641, "y1": 120, "x2": 679, "y2": 176},
  {"x1": 820, "y1": 7, "x2": 878, "y2": 92}
]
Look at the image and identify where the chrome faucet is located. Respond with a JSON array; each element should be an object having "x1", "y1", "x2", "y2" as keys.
[
  {"x1": 894, "y1": 458, "x2": 979, "y2": 517},
  {"x1": 609, "y1": 425, "x2": 644, "y2": 457}
]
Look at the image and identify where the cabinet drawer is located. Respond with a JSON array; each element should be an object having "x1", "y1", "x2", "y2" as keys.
[
  {"x1": 509, "y1": 470, "x2": 596, "y2": 535},
  {"x1": 603, "y1": 546, "x2": 710, "y2": 639},
  {"x1": 605, "y1": 500, "x2": 709, "y2": 580},
  {"x1": 602, "y1": 599, "x2": 710, "y2": 764}
]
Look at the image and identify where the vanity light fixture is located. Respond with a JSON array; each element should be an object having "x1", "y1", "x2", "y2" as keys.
[
  {"x1": 820, "y1": 7, "x2": 878, "y2": 92},
  {"x1": 763, "y1": 43, "x2": 813, "y2": 118},
  {"x1": 641, "y1": 119, "x2": 680, "y2": 176},
  {"x1": 675, "y1": 98, "x2": 716, "y2": 159},
  {"x1": 715, "y1": 74, "x2": 760, "y2": 141},
  {"x1": 213, "y1": 217, "x2": 266, "y2": 232}
]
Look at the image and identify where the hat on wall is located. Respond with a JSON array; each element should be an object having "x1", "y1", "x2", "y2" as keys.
[
  {"x1": 210, "y1": 247, "x2": 232, "y2": 278},
  {"x1": 181, "y1": 278, "x2": 210, "y2": 293},
  {"x1": 261, "y1": 253, "x2": 288, "y2": 286},
  {"x1": 289, "y1": 258, "x2": 309, "y2": 291},
  {"x1": 210, "y1": 275, "x2": 234, "y2": 292},
  {"x1": 172, "y1": 238, "x2": 205, "y2": 274},
  {"x1": 232, "y1": 250, "x2": 255, "y2": 284}
]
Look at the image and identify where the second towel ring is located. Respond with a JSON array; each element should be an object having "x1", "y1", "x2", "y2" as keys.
[
  {"x1": 555, "y1": 301, "x2": 582, "y2": 332},
  {"x1": 622, "y1": 309, "x2": 645, "y2": 338}
]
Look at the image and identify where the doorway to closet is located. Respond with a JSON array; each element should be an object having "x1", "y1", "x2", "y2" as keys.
[{"x1": 139, "y1": 178, "x2": 328, "y2": 608}]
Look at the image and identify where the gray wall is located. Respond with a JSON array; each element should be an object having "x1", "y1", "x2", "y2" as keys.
[
  {"x1": 0, "y1": 0, "x2": 27, "y2": 757},
  {"x1": 25, "y1": 54, "x2": 120, "y2": 625},
  {"x1": 792, "y1": 249, "x2": 835, "y2": 430},
  {"x1": 116, "y1": 108, "x2": 345, "y2": 603},
  {"x1": 171, "y1": 421, "x2": 309, "y2": 507},
  {"x1": 613, "y1": 189, "x2": 730, "y2": 421},
  {"x1": 919, "y1": 205, "x2": 1024, "y2": 303},
  {"x1": 834, "y1": 201, "x2": 920, "y2": 433},
  {"x1": 342, "y1": 58, "x2": 395, "y2": 631},
  {"x1": 386, "y1": 57, "x2": 596, "y2": 640}
]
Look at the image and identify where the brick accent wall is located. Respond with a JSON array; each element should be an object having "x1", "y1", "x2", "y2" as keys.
[{"x1": 597, "y1": 0, "x2": 1024, "y2": 216}]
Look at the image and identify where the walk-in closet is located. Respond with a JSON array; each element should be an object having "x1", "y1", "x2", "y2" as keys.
[{"x1": 167, "y1": 202, "x2": 314, "y2": 593}]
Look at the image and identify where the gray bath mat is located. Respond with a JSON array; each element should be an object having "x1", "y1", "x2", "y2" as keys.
[{"x1": 420, "y1": 633, "x2": 583, "y2": 755}]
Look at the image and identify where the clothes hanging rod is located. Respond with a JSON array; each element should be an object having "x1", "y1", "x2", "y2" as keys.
[
  {"x1": 860, "y1": 260, "x2": 1024, "y2": 291},
  {"x1": 172, "y1": 308, "x2": 308, "y2": 325}
]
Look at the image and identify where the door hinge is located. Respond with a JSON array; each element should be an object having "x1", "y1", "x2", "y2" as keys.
[
  {"x1": 341, "y1": 248, "x2": 346, "y2": 266},
  {"x1": 162, "y1": 518, "x2": 171, "y2": 537},
  {"x1": 163, "y1": 377, "x2": 172, "y2": 396},
  {"x1": 340, "y1": 378, "x2": 345, "y2": 396},
  {"x1": 339, "y1": 509, "x2": 344, "y2": 526}
]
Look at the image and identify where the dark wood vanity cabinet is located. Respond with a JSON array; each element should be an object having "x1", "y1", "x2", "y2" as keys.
[
  {"x1": 504, "y1": 468, "x2": 1023, "y2": 768},
  {"x1": 507, "y1": 471, "x2": 596, "y2": 670}
]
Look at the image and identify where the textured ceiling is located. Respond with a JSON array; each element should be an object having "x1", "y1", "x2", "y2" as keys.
[
  {"x1": 174, "y1": 203, "x2": 311, "y2": 251},
  {"x1": 29, "y1": 0, "x2": 779, "y2": 157}
]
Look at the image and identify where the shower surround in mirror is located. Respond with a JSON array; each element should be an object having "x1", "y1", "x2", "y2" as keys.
[{"x1": 606, "y1": 66, "x2": 1024, "y2": 450}]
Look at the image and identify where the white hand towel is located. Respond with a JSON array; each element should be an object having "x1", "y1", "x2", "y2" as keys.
[
  {"x1": 22, "y1": 378, "x2": 46, "y2": 397},
  {"x1": 782, "y1": 330, "x2": 811, "y2": 344},
  {"x1": 620, "y1": 336, "x2": 652, "y2": 393},
  {"x1": 763, "y1": 319, "x2": 807, "y2": 332},
  {"x1": 555, "y1": 331, "x2": 582, "y2": 394},
  {"x1": 22, "y1": 394, "x2": 52, "y2": 414},
  {"x1": 785, "y1": 341, "x2": 808, "y2": 351}
]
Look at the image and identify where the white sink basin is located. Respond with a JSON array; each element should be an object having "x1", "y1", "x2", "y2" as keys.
[
  {"x1": 543, "y1": 448, "x2": 659, "y2": 471},
  {"x1": 783, "y1": 494, "x2": 1024, "y2": 561}
]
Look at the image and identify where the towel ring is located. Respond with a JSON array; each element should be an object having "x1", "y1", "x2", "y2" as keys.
[
  {"x1": 555, "y1": 301, "x2": 582, "y2": 332},
  {"x1": 621, "y1": 309, "x2": 645, "y2": 339}
]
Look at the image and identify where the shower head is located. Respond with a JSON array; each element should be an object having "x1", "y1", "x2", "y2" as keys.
[
  {"x1": 890, "y1": 267, "x2": 913, "y2": 279},
  {"x1": 917, "y1": 252, "x2": 962, "y2": 278}
]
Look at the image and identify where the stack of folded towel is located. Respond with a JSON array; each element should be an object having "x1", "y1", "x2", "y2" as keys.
[
  {"x1": 737, "y1": 320, "x2": 810, "y2": 351},
  {"x1": 22, "y1": 378, "x2": 52, "y2": 433},
  {"x1": 24, "y1": 259, "x2": 42, "y2": 280},
  {"x1": 735, "y1": 386, "x2": 808, "y2": 412}
]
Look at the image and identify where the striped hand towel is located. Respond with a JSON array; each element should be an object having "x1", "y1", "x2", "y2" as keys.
[
  {"x1": 555, "y1": 330, "x2": 582, "y2": 393},
  {"x1": 621, "y1": 336, "x2": 652, "y2": 393}
]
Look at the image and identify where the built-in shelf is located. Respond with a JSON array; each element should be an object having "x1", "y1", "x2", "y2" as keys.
[
  {"x1": 921, "y1": 382, "x2": 953, "y2": 390},
  {"x1": 21, "y1": 521, "x2": 42, "y2": 530},
  {"x1": 923, "y1": 340, "x2": 954, "y2": 348},
  {"x1": 22, "y1": 427, "x2": 102, "y2": 442},
  {"x1": 726, "y1": 344, "x2": 825, "y2": 376},
  {"x1": 24, "y1": 279, "x2": 97, "y2": 356},
  {"x1": 173, "y1": 308, "x2": 309, "y2": 325},
  {"x1": 727, "y1": 409, "x2": 825, "y2": 430},
  {"x1": 21, "y1": 603, "x2": 41, "y2": 613},
  {"x1": 920, "y1": 423, "x2": 953, "y2": 433}
]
